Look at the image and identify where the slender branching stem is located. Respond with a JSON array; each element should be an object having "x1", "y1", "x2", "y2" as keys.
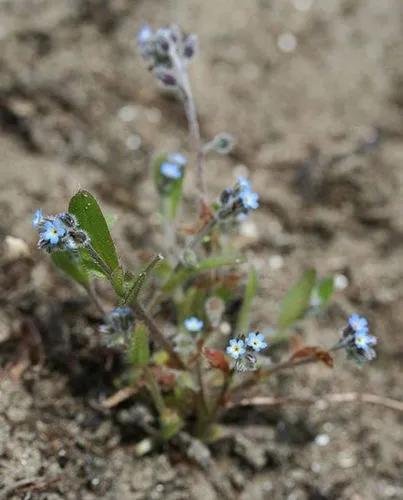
[
  {"x1": 144, "y1": 366, "x2": 166, "y2": 414},
  {"x1": 169, "y1": 43, "x2": 207, "y2": 203},
  {"x1": 84, "y1": 282, "x2": 106, "y2": 316},
  {"x1": 134, "y1": 301, "x2": 185, "y2": 370},
  {"x1": 147, "y1": 216, "x2": 218, "y2": 313},
  {"x1": 229, "y1": 340, "x2": 346, "y2": 405}
]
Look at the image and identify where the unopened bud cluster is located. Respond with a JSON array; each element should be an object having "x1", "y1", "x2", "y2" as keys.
[
  {"x1": 100, "y1": 307, "x2": 135, "y2": 347},
  {"x1": 137, "y1": 24, "x2": 197, "y2": 89}
]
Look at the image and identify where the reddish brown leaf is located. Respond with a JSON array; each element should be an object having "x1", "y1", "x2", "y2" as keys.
[
  {"x1": 290, "y1": 346, "x2": 318, "y2": 360},
  {"x1": 151, "y1": 366, "x2": 177, "y2": 389},
  {"x1": 314, "y1": 350, "x2": 334, "y2": 368},
  {"x1": 289, "y1": 334, "x2": 304, "y2": 355},
  {"x1": 290, "y1": 346, "x2": 333, "y2": 368},
  {"x1": 203, "y1": 348, "x2": 230, "y2": 373}
]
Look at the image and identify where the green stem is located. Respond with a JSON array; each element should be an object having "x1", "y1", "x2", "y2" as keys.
[
  {"x1": 144, "y1": 367, "x2": 165, "y2": 414},
  {"x1": 134, "y1": 302, "x2": 185, "y2": 370},
  {"x1": 148, "y1": 217, "x2": 218, "y2": 313},
  {"x1": 85, "y1": 243, "x2": 113, "y2": 279}
]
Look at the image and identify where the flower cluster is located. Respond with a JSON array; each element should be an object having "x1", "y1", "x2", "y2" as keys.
[
  {"x1": 32, "y1": 210, "x2": 89, "y2": 253},
  {"x1": 218, "y1": 177, "x2": 259, "y2": 220},
  {"x1": 341, "y1": 314, "x2": 377, "y2": 364},
  {"x1": 137, "y1": 24, "x2": 197, "y2": 88},
  {"x1": 226, "y1": 331, "x2": 268, "y2": 371},
  {"x1": 100, "y1": 307, "x2": 135, "y2": 347}
]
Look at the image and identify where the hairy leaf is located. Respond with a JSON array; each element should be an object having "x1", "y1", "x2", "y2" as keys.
[
  {"x1": 277, "y1": 269, "x2": 316, "y2": 329},
  {"x1": 69, "y1": 190, "x2": 119, "y2": 273},
  {"x1": 130, "y1": 323, "x2": 150, "y2": 368},
  {"x1": 236, "y1": 266, "x2": 258, "y2": 334},
  {"x1": 51, "y1": 251, "x2": 90, "y2": 287},
  {"x1": 163, "y1": 254, "x2": 246, "y2": 293}
]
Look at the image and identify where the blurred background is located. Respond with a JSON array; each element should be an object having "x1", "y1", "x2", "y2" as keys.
[{"x1": 0, "y1": 1, "x2": 402, "y2": 499}]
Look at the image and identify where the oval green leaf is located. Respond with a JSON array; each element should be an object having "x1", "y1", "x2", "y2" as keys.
[{"x1": 69, "y1": 190, "x2": 119, "y2": 273}]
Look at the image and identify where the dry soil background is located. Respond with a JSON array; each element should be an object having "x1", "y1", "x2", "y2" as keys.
[{"x1": 0, "y1": 1, "x2": 403, "y2": 499}]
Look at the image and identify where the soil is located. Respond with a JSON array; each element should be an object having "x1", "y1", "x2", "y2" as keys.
[{"x1": 1, "y1": 1, "x2": 403, "y2": 499}]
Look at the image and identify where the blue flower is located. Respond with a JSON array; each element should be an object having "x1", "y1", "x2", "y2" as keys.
[
  {"x1": 184, "y1": 316, "x2": 203, "y2": 332},
  {"x1": 32, "y1": 209, "x2": 43, "y2": 228},
  {"x1": 160, "y1": 161, "x2": 182, "y2": 180},
  {"x1": 226, "y1": 338, "x2": 246, "y2": 360},
  {"x1": 240, "y1": 189, "x2": 259, "y2": 210},
  {"x1": 246, "y1": 331, "x2": 268, "y2": 352},
  {"x1": 168, "y1": 153, "x2": 187, "y2": 166},
  {"x1": 237, "y1": 177, "x2": 251, "y2": 191},
  {"x1": 348, "y1": 314, "x2": 368, "y2": 334},
  {"x1": 342, "y1": 314, "x2": 377, "y2": 364},
  {"x1": 137, "y1": 24, "x2": 153, "y2": 45},
  {"x1": 354, "y1": 330, "x2": 377, "y2": 353},
  {"x1": 39, "y1": 219, "x2": 66, "y2": 246}
]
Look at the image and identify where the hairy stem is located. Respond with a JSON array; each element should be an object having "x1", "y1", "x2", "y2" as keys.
[
  {"x1": 144, "y1": 366, "x2": 165, "y2": 414},
  {"x1": 84, "y1": 282, "x2": 106, "y2": 316},
  {"x1": 169, "y1": 43, "x2": 206, "y2": 203},
  {"x1": 134, "y1": 302, "x2": 185, "y2": 369},
  {"x1": 147, "y1": 216, "x2": 218, "y2": 313},
  {"x1": 229, "y1": 341, "x2": 345, "y2": 405}
]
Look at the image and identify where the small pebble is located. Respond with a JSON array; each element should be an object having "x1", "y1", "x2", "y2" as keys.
[
  {"x1": 334, "y1": 273, "x2": 349, "y2": 290},
  {"x1": 292, "y1": 0, "x2": 313, "y2": 11},
  {"x1": 315, "y1": 433, "x2": 330, "y2": 446},
  {"x1": 126, "y1": 134, "x2": 142, "y2": 150},
  {"x1": 118, "y1": 105, "x2": 139, "y2": 122},
  {"x1": 277, "y1": 33, "x2": 297, "y2": 53},
  {"x1": 268, "y1": 255, "x2": 284, "y2": 270}
]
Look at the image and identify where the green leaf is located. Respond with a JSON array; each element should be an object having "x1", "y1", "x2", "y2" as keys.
[
  {"x1": 111, "y1": 266, "x2": 125, "y2": 297},
  {"x1": 105, "y1": 213, "x2": 118, "y2": 229},
  {"x1": 236, "y1": 266, "x2": 258, "y2": 334},
  {"x1": 130, "y1": 323, "x2": 150, "y2": 368},
  {"x1": 69, "y1": 190, "x2": 119, "y2": 273},
  {"x1": 160, "y1": 408, "x2": 183, "y2": 441},
  {"x1": 277, "y1": 269, "x2": 317, "y2": 329},
  {"x1": 51, "y1": 251, "x2": 90, "y2": 287},
  {"x1": 163, "y1": 254, "x2": 246, "y2": 293},
  {"x1": 123, "y1": 254, "x2": 164, "y2": 304},
  {"x1": 316, "y1": 276, "x2": 335, "y2": 306}
]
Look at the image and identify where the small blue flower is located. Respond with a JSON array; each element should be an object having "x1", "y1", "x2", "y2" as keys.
[
  {"x1": 32, "y1": 209, "x2": 43, "y2": 228},
  {"x1": 160, "y1": 161, "x2": 182, "y2": 180},
  {"x1": 237, "y1": 177, "x2": 251, "y2": 191},
  {"x1": 348, "y1": 314, "x2": 368, "y2": 334},
  {"x1": 168, "y1": 153, "x2": 187, "y2": 166},
  {"x1": 39, "y1": 219, "x2": 66, "y2": 246},
  {"x1": 246, "y1": 331, "x2": 268, "y2": 352},
  {"x1": 354, "y1": 330, "x2": 377, "y2": 352},
  {"x1": 184, "y1": 316, "x2": 204, "y2": 332},
  {"x1": 342, "y1": 314, "x2": 377, "y2": 364},
  {"x1": 137, "y1": 24, "x2": 153, "y2": 45},
  {"x1": 240, "y1": 189, "x2": 259, "y2": 210},
  {"x1": 226, "y1": 338, "x2": 246, "y2": 360}
]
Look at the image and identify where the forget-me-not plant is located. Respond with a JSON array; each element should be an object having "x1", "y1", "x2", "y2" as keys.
[{"x1": 30, "y1": 23, "x2": 378, "y2": 446}]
